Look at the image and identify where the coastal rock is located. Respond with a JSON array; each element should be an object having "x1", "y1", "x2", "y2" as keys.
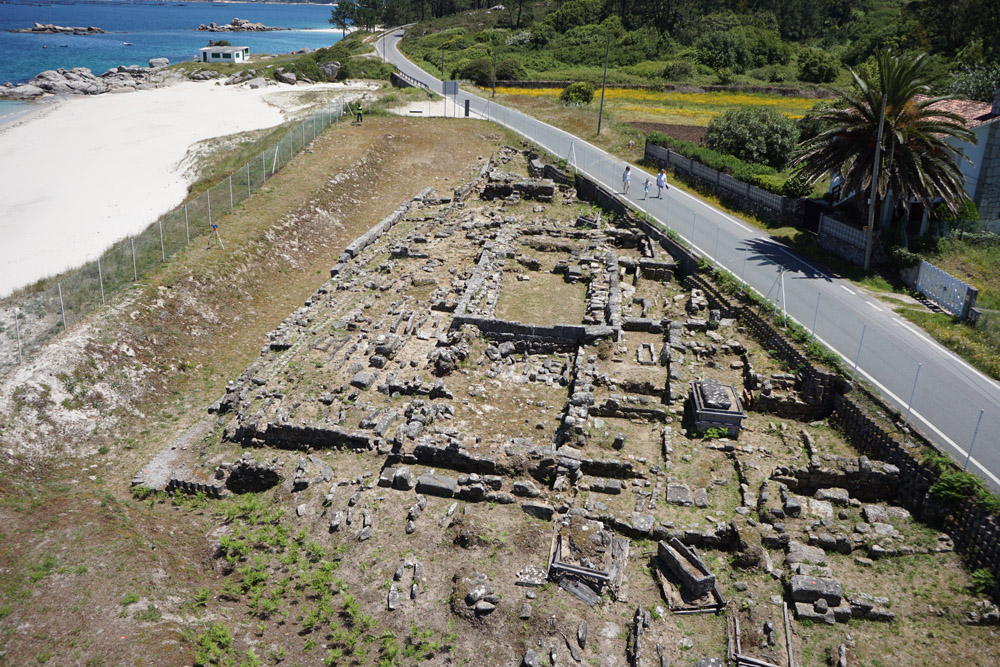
[
  {"x1": 148, "y1": 58, "x2": 169, "y2": 69},
  {"x1": 274, "y1": 71, "x2": 298, "y2": 85},
  {"x1": 197, "y1": 18, "x2": 289, "y2": 32},
  {"x1": 9, "y1": 22, "x2": 106, "y2": 35},
  {"x1": 5, "y1": 84, "x2": 45, "y2": 99},
  {"x1": 319, "y1": 62, "x2": 341, "y2": 81},
  {"x1": 247, "y1": 77, "x2": 269, "y2": 90}
]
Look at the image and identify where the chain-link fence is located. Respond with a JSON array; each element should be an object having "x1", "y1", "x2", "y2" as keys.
[{"x1": 0, "y1": 98, "x2": 346, "y2": 376}]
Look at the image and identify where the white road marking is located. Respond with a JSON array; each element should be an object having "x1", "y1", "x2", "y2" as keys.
[{"x1": 840, "y1": 285, "x2": 855, "y2": 295}]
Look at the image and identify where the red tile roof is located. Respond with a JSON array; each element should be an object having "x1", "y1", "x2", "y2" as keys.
[{"x1": 925, "y1": 97, "x2": 998, "y2": 129}]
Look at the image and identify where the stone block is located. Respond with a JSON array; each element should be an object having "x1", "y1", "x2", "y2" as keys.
[
  {"x1": 522, "y1": 501, "x2": 555, "y2": 520},
  {"x1": 816, "y1": 488, "x2": 850, "y2": 506},
  {"x1": 794, "y1": 601, "x2": 835, "y2": 625},
  {"x1": 666, "y1": 483, "x2": 692, "y2": 506},
  {"x1": 789, "y1": 574, "x2": 843, "y2": 606},
  {"x1": 786, "y1": 540, "x2": 827, "y2": 566},
  {"x1": 415, "y1": 473, "x2": 457, "y2": 498}
]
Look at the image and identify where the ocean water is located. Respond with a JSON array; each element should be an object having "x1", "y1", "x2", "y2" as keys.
[{"x1": 0, "y1": 0, "x2": 346, "y2": 85}]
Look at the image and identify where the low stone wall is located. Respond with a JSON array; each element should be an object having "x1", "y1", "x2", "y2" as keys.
[
  {"x1": 329, "y1": 187, "x2": 433, "y2": 277},
  {"x1": 166, "y1": 477, "x2": 225, "y2": 498},
  {"x1": 409, "y1": 442, "x2": 501, "y2": 475},
  {"x1": 770, "y1": 455, "x2": 901, "y2": 502},
  {"x1": 233, "y1": 422, "x2": 373, "y2": 451},
  {"x1": 450, "y1": 315, "x2": 615, "y2": 352}
]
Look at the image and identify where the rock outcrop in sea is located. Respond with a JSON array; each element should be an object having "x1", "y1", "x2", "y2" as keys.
[
  {"x1": 197, "y1": 18, "x2": 288, "y2": 32},
  {"x1": 9, "y1": 22, "x2": 107, "y2": 35}
]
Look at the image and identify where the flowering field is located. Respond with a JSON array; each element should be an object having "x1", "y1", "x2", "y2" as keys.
[{"x1": 485, "y1": 86, "x2": 822, "y2": 125}]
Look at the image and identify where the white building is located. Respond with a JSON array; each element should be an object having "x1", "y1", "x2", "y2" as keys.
[
  {"x1": 198, "y1": 45, "x2": 250, "y2": 64},
  {"x1": 936, "y1": 90, "x2": 1000, "y2": 224}
]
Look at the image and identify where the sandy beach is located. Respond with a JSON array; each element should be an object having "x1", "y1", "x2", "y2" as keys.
[{"x1": 0, "y1": 79, "x2": 361, "y2": 297}]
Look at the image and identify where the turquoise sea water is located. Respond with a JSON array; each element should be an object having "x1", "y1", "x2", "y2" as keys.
[{"x1": 0, "y1": 0, "x2": 345, "y2": 86}]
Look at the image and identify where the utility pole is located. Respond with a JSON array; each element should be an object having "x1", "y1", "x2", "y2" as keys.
[
  {"x1": 597, "y1": 34, "x2": 610, "y2": 136},
  {"x1": 491, "y1": 42, "x2": 497, "y2": 98},
  {"x1": 863, "y1": 94, "x2": 888, "y2": 273}
]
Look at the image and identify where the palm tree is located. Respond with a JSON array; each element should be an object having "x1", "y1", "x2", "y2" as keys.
[{"x1": 792, "y1": 50, "x2": 976, "y2": 247}]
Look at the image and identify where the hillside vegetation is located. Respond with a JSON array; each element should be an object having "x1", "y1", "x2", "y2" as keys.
[{"x1": 394, "y1": 0, "x2": 999, "y2": 94}]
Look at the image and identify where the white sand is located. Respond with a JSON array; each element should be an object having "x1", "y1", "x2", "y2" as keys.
[{"x1": 0, "y1": 80, "x2": 359, "y2": 297}]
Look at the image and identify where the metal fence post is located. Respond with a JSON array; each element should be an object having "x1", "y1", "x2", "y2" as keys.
[
  {"x1": 247, "y1": 162, "x2": 251, "y2": 198},
  {"x1": 131, "y1": 238, "x2": 138, "y2": 280},
  {"x1": 97, "y1": 257, "x2": 106, "y2": 305},
  {"x1": 207, "y1": 189, "x2": 212, "y2": 227},
  {"x1": 14, "y1": 308, "x2": 22, "y2": 363},
  {"x1": 713, "y1": 227, "x2": 720, "y2": 268},
  {"x1": 58, "y1": 283, "x2": 66, "y2": 328},
  {"x1": 740, "y1": 244, "x2": 747, "y2": 294},
  {"x1": 810, "y1": 292, "x2": 821, "y2": 343},
  {"x1": 229, "y1": 174, "x2": 233, "y2": 211},
  {"x1": 903, "y1": 363, "x2": 922, "y2": 426},
  {"x1": 691, "y1": 214, "x2": 696, "y2": 246},
  {"x1": 184, "y1": 204, "x2": 190, "y2": 244},
  {"x1": 158, "y1": 220, "x2": 165, "y2": 261},
  {"x1": 262, "y1": 151, "x2": 267, "y2": 181},
  {"x1": 963, "y1": 409, "x2": 984, "y2": 471},
  {"x1": 851, "y1": 324, "x2": 866, "y2": 382}
]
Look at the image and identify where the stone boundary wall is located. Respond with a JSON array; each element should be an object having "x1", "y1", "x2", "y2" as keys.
[
  {"x1": 832, "y1": 394, "x2": 1000, "y2": 598},
  {"x1": 491, "y1": 80, "x2": 836, "y2": 98},
  {"x1": 645, "y1": 142, "x2": 805, "y2": 228},
  {"x1": 450, "y1": 315, "x2": 615, "y2": 352},
  {"x1": 576, "y1": 169, "x2": 1000, "y2": 597},
  {"x1": 329, "y1": 187, "x2": 433, "y2": 277}
]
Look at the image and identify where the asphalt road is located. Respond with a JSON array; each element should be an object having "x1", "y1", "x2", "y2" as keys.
[{"x1": 377, "y1": 30, "x2": 1000, "y2": 492}]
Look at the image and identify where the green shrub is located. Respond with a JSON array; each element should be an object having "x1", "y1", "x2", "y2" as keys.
[
  {"x1": 798, "y1": 48, "x2": 841, "y2": 83},
  {"x1": 662, "y1": 60, "x2": 694, "y2": 81},
  {"x1": 929, "y1": 468, "x2": 986, "y2": 506},
  {"x1": 706, "y1": 107, "x2": 800, "y2": 170},
  {"x1": 934, "y1": 198, "x2": 979, "y2": 224},
  {"x1": 496, "y1": 57, "x2": 526, "y2": 81},
  {"x1": 715, "y1": 67, "x2": 737, "y2": 84},
  {"x1": 696, "y1": 27, "x2": 790, "y2": 74},
  {"x1": 560, "y1": 81, "x2": 595, "y2": 104},
  {"x1": 971, "y1": 568, "x2": 997, "y2": 595},
  {"x1": 779, "y1": 174, "x2": 813, "y2": 198},
  {"x1": 889, "y1": 245, "x2": 922, "y2": 270},
  {"x1": 459, "y1": 57, "x2": 493, "y2": 86},
  {"x1": 697, "y1": 30, "x2": 752, "y2": 73},
  {"x1": 647, "y1": 131, "x2": 777, "y2": 182}
]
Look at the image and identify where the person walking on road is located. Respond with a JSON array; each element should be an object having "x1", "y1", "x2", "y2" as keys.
[
  {"x1": 643, "y1": 178, "x2": 650, "y2": 200},
  {"x1": 622, "y1": 165, "x2": 631, "y2": 195},
  {"x1": 656, "y1": 169, "x2": 668, "y2": 198}
]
